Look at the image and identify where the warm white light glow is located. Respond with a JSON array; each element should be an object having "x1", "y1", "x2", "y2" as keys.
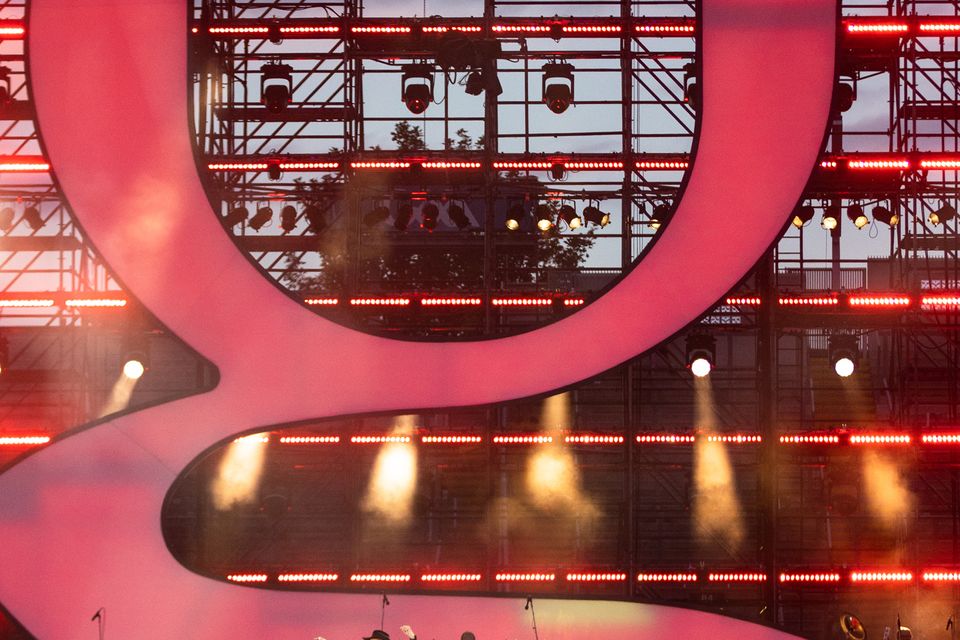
[
  {"x1": 690, "y1": 357, "x2": 712, "y2": 378},
  {"x1": 361, "y1": 416, "x2": 417, "y2": 524},
  {"x1": 862, "y1": 450, "x2": 913, "y2": 531},
  {"x1": 97, "y1": 372, "x2": 139, "y2": 417},
  {"x1": 834, "y1": 357, "x2": 855, "y2": 378},
  {"x1": 211, "y1": 432, "x2": 269, "y2": 510},
  {"x1": 122, "y1": 359, "x2": 145, "y2": 380}
]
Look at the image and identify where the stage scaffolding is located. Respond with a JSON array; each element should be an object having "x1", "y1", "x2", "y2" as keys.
[{"x1": 1, "y1": 0, "x2": 959, "y2": 637}]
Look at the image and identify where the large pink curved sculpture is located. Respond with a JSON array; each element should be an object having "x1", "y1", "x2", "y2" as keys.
[{"x1": 0, "y1": 0, "x2": 835, "y2": 637}]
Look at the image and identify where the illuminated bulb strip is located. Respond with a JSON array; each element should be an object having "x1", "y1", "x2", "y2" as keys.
[
  {"x1": 562, "y1": 26, "x2": 622, "y2": 33},
  {"x1": 421, "y1": 573, "x2": 482, "y2": 582},
  {"x1": 707, "y1": 434, "x2": 762, "y2": 443},
  {"x1": 277, "y1": 573, "x2": 339, "y2": 582},
  {"x1": 919, "y1": 159, "x2": 960, "y2": 169},
  {"x1": 636, "y1": 434, "x2": 695, "y2": 444},
  {"x1": 420, "y1": 162, "x2": 482, "y2": 169},
  {"x1": 922, "y1": 434, "x2": 960, "y2": 444},
  {"x1": 564, "y1": 435, "x2": 624, "y2": 444},
  {"x1": 635, "y1": 24, "x2": 695, "y2": 33},
  {"x1": 848, "y1": 295, "x2": 911, "y2": 307},
  {"x1": 849, "y1": 571, "x2": 912, "y2": 583},
  {"x1": 279, "y1": 162, "x2": 339, "y2": 170},
  {"x1": 566, "y1": 573, "x2": 627, "y2": 581},
  {"x1": 349, "y1": 297, "x2": 411, "y2": 306},
  {"x1": 848, "y1": 159, "x2": 910, "y2": 170},
  {"x1": 493, "y1": 435, "x2": 553, "y2": 444},
  {"x1": 921, "y1": 295, "x2": 960, "y2": 308},
  {"x1": 918, "y1": 23, "x2": 960, "y2": 33},
  {"x1": 0, "y1": 163, "x2": 50, "y2": 172},
  {"x1": 0, "y1": 299, "x2": 55, "y2": 308},
  {"x1": 820, "y1": 160, "x2": 838, "y2": 169},
  {"x1": 350, "y1": 574, "x2": 411, "y2": 582},
  {"x1": 279, "y1": 26, "x2": 341, "y2": 34},
  {"x1": 491, "y1": 298, "x2": 552, "y2": 307},
  {"x1": 208, "y1": 162, "x2": 269, "y2": 170},
  {"x1": 492, "y1": 162, "x2": 553, "y2": 170},
  {"x1": 278, "y1": 436, "x2": 340, "y2": 444},
  {"x1": 233, "y1": 435, "x2": 269, "y2": 444},
  {"x1": 708, "y1": 573, "x2": 767, "y2": 582},
  {"x1": 350, "y1": 436, "x2": 411, "y2": 444},
  {"x1": 563, "y1": 298, "x2": 586, "y2": 307},
  {"x1": 209, "y1": 26, "x2": 270, "y2": 34},
  {"x1": 304, "y1": 298, "x2": 339, "y2": 306},
  {"x1": 421, "y1": 435, "x2": 482, "y2": 444},
  {"x1": 845, "y1": 23, "x2": 909, "y2": 34},
  {"x1": 564, "y1": 161, "x2": 624, "y2": 170},
  {"x1": 923, "y1": 571, "x2": 960, "y2": 582},
  {"x1": 779, "y1": 435, "x2": 840, "y2": 444},
  {"x1": 635, "y1": 160, "x2": 688, "y2": 170},
  {"x1": 0, "y1": 26, "x2": 25, "y2": 36},
  {"x1": 778, "y1": 296, "x2": 839, "y2": 306},
  {"x1": 637, "y1": 573, "x2": 698, "y2": 582},
  {"x1": 492, "y1": 25, "x2": 552, "y2": 32},
  {"x1": 420, "y1": 297, "x2": 483, "y2": 306},
  {"x1": 351, "y1": 26, "x2": 411, "y2": 33},
  {"x1": 422, "y1": 26, "x2": 483, "y2": 33},
  {"x1": 779, "y1": 572, "x2": 841, "y2": 583},
  {"x1": 0, "y1": 436, "x2": 51, "y2": 446},
  {"x1": 495, "y1": 573, "x2": 555, "y2": 581},
  {"x1": 64, "y1": 298, "x2": 127, "y2": 308},
  {"x1": 849, "y1": 434, "x2": 911, "y2": 445},
  {"x1": 725, "y1": 296, "x2": 761, "y2": 306},
  {"x1": 350, "y1": 161, "x2": 411, "y2": 169},
  {"x1": 227, "y1": 574, "x2": 268, "y2": 583}
]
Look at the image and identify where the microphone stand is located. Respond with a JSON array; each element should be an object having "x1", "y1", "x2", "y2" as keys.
[
  {"x1": 524, "y1": 597, "x2": 539, "y2": 640},
  {"x1": 380, "y1": 593, "x2": 390, "y2": 630},
  {"x1": 91, "y1": 607, "x2": 105, "y2": 640}
]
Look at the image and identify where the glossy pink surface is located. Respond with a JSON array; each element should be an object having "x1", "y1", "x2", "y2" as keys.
[{"x1": 0, "y1": 0, "x2": 834, "y2": 636}]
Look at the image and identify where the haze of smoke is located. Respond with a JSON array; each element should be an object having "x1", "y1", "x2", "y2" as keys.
[
  {"x1": 361, "y1": 415, "x2": 418, "y2": 525},
  {"x1": 211, "y1": 434, "x2": 268, "y2": 511},
  {"x1": 862, "y1": 450, "x2": 913, "y2": 530}
]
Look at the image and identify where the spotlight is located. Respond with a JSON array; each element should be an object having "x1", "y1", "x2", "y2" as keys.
[
  {"x1": 550, "y1": 163, "x2": 565, "y2": 181},
  {"x1": 872, "y1": 204, "x2": 899, "y2": 226},
  {"x1": 821, "y1": 204, "x2": 840, "y2": 231},
  {"x1": 447, "y1": 203, "x2": 470, "y2": 230},
  {"x1": 395, "y1": 203, "x2": 414, "y2": 231},
  {"x1": 303, "y1": 205, "x2": 326, "y2": 234},
  {"x1": 261, "y1": 62, "x2": 293, "y2": 114},
  {"x1": 121, "y1": 334, "x2": 149, "y2": 380},
  {"x1": 23, "y1": 205, "x2": 44, "y2": 231},
  {"x1": 832, "y1": 612, "x2": 866, "y2": 640},
  {"x1": 583, "y1": 205, "x2": 610, "y2": 227},
  {"x1": 280, "y1": 205, "x2": 298, "y2": 233},
  {"x1": 401, "y1": 63, "x2": 434, "y2": 115},
  {"x1": 249, "y1": 206, "x2": 273, "y2": 231},
  {"x1": 792, "y1": 204, "x2": 815, "y2": 228},
  {"x1": 224, "y1": 206, "x2": 248, "y2": 228},
  {"x1": 464, "y1": 70, "x2": 484, "y2": 96},
  {"x1": 651, "y1": 203, "x2": 672, "y2": 231},
  {"x1": 267, "y1": 162, "x2": 282, "y2": 181},
  {"x1": 683, "y1": 62, "x2": 700, "y2": 111},
  {"x1": 421, "y1": 203, "x2": 440, "y2": 230},
  {"x1": 558, "y1": 204, "x2": 581, "y2": 229},
  {"x1": 506, "y1": 203, "x2": 525, "y2": 231},
  {"x1": 828, "y1": 334, "x2": 859, "y2": 378},
  {"x1": 535, "y1": 204, "x2": 554, "y2": 231},
  {"x1": 931, "y1": 202, "x2": 957, "y2": 226},
  {"x1": 0, "y1": 206, "x2": 14, "y2": 232},
  {"x1": 834, "y1": 82, "x2": 855, "y2": 113},
  {"x1": 542, "y1": 62, "x2": 574, "y2": 114},
  {"x1": 686, "y1": 334, "x2": 716, "y2": 378},
  {"x1": 363, "y1": 205, "x2": 391, "y2": 227},
  {"x1": 847, "y1": 203, "x2": 869, "y2": 229}
]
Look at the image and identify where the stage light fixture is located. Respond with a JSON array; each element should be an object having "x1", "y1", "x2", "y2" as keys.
[
  {"x1": 930, "y1": 202, "x2": 957, "y2": 226},
  {"x1": 121, "y1": 334, "x2": 149, "y2": 380},
  {"x1": 303, "y1": 204, "x2": 326, "y2": 234},
  {"x1": 0, "y1": 206, "x2": 14, "y2": 232},
  {"x1": 872, "y1": 204, "x2": 898, "y2": 226},
  {"x1": 833, "y1": 613, "x2": 867, "y2": 640},
  {"x1": 401, "y1": 63, "x2": 434, "y2": 115},
  {"x1": 22, "y1": 204, "x2": 44, "y2": 231},
  {"x1": 792, "y1": 204, "x2": 815, "y2": 228},
  {"x1": 550, "y1": 163, "x2": 566, "y2": 181},
  {"x1": 847, "y1": 203, "x2": 869, "y2": 229},
  {"x1": 685, "y1": 334, "x2": 716, "y2": 378},
  {"x1": 834, "y1": 82, "x2": 855, "y2": 113},
  {"x1": 363, "y1": 205, "x2": 390, "y2": 227},
  {"x1": 829, "y1": 334, "x2": 859, "y2": 378},
  {"x1": 267, "y1": 162, "x2": 282, "y2": 181},
  {"x1": 249, "y1": 206, "x2": 273, "y2": 231},
  {"x1": 447, "y1": 203, "x2": 470, "y2": 230},
  {"x1": 535, "y1": 204, "x2": 554, "y2": 231},
  {"x1": 279, "y1": 205, "x2": 297, "y2": 232},
  {"x1": 261, "y1": 62, "x2": 293, "y2": 114},
  {"x1": 224, "y1": 206, "x2": 249, "y2": 228},
  {"x1": 558, "y1": 204, "x2": 581, "y2": 229},
  {"x1": 582, "y1": 205, "x2": 610, "y2": 227},
  {"x1": 821, "y1": 204, "x2": 840, "y2": 231},
  {"x1": 683, "y1": 62, "x2": 699, "y2": 110},
  {"x1": 464, "y1": 71, "x2": 484, "y2": 96},
  {"x1": 542, "y1": 62, "x2": 574, "y2": 114},
  {"x1": 651, "y1": 203, "x2": 672, "y2": 230},
  {"x1": 395, "y1": 203, "x2": 414, "y2": 231},
  {"x1": 505, "y1": 203, "x2": 525, "y2": 230},
  {"x1": 421, "y1": 203, "x2": 440, "y2": 230}
]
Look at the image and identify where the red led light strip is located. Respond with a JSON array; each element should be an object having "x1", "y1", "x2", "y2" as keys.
[
  {"x1": 563, "y1": 298, "x2": 586, "y2": 307},
  {"x1": 922, "y1": 434, "x2": 960, "y2": 444},
  {"x1": 708, "y1": 573, "x2": 767, "y2": 582},
  {"x1": 564, "y1": 434, "x2": 624, "y2": 444},
  {"x1": 849, "y1": 434, "x2": 911, "y2": 445},
  {"x1": 421, "y1": 435, "x2": 482, "y2": 444},
  {"x1": 849, "y1": 571, "x2": 913, "y2": 583},
  {"x1": 233, "y1": 434, "x2": 269, "y2": 444},
  {"x1": 421, "y1": 573, "x2": 482, "y2": 582},
  {"x1": 350, "y1": 574, "x2": 411, "y2": 582},
  {"x1": 921, "y1": 294, "x2": 960, "y2": 308},
  {"x1": 848, "y1": 295, "x2": 912, "y2": 308},
  {"x1": 706, "y1": 434, "x2": 762, "y2": 443},
  {"x1": 349, "y1": 297, "x2": 411, "y2": 306},
  {"x1": 919, "y1": 158, "x2": 960, "y2": 169},
  {"x1": 491, "y1": 298, "x2": 552, "y2": 307},
  {"x1": 0, "y1": 24, "x2": 25, "y2": 38},
  {"x1": 634, "y1": 23, "x2": 695, "y2": 34},
  {"x1": 493, "y1": 435, "x2": 553, "y2": 444},
  {"x1": 848, "y1": 158, "x2": 910, "y2": 170},
  {"x1": 846, "y1": 23, "x2": 909, "y2": 34},
  {"x1": 566, "y1": 573, "x2": 627, "y2": 581},
  {"x1": 226, "y1": 574, "x2": 268, "y2": 583},
  {"x1": 350, "y1": 436, "x2": 411, "y2": 444},
  {"x1": 277, "y1": 573, "x2": 339, "y2": 582},
  {"x1": 923, "y1": 571, "x2": 960, "y2": 583},
  {"x1": 494, "y1": 573, "x2": 555, "y2": 582},
  {"x1": 0, "y1": 436, "x2": 51, "y2": 446},
  {"x1": 420, "y1": 162, "x2": 482, "y2": 169},
  {"x1": 725, "y1": 296, "x2": 761, "y2": 306},
  {"x1": 351, "y1": 26, "x2": 412, "y2": 34},
  {"x1": 304, "y1": 298, "x2": 339, "y2": 306},
  {"x1": 635, "y1": 160, "x2": 689, "y2": 170},
  {"x1": 779, "y1": 572, "x2": 841, "y2": 583},
  {"x1": 637, "y1": 573, "x2": 698, "y2": 582},
  {"x1": 637, "y1": 434, "x2": 695, "y2": 444},
  {"x1": 278, "y1": 436, "x2": 340, "y2": 444},
  {"x1": 0, "y1": 162, "x2": 51, "y2": 172},
  {"x1": 778, "y1": 295, "x2": 839, "y2": 306},
  {"x1": 0, "y1": 299, "x2": 55, "y2": 308},
  {"x1": 420, "y1": 297, "x2": 483, "y2": 307},
  {"x1": 780, "y1": 434, "x2": 840, "y2": 444}
]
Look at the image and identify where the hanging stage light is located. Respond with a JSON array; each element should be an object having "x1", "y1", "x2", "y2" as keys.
[
  {"x1": 363, "y1": 205, "x2": 391, "y2": 227},
  {"x1": 550, "y1": 163, "x2": 566, "y2": 181},
  {"x1": 395, "y1": 203, "x2": 414, "y2": 231},
  {"x1": 447, "y1": 203, "x2": 471, "y2": 230},
  {"x1": 872, "y1": 204, "x2": 899, "y2": 226},
  {"x1": 834, "y1": 82, "x2": 855, "y2": 113},
  {"x1": 651, "y1": 203, "x2": 672, "y2": 230},
  {"x1": 583, "y1": 205, "x2": 610, "y2": 228},
  {"x1": 23, "y1": 205, "x2": 44, "y2": 231},
  {"x1": 542, "y1": 62, "x2": 575, "y2": 114},
  {"x1": 535, "y1": 204, "x2": 554, "y2": 231},
  {"x1": 558, "y1": 204, "x2": 581, "y2": 229},
  {"x1": 261, "y1": 62, "x2": 293, "y2": 114},
  {"x1": 121, "y1": 333, "x2": 149, "y2": 380},
  {"x1": 464, "y1": 71, "x2": 484, "y2": 96},
  {"x1": 682, "y1": 62, "x2": 700, "y2": 111},
  {"x1": 792, "y1": 204, "x2": 815, "y2": 228},
  {"x1": 401, "y1": 63, "x2": 434, "y2": 115},
  {"x1": 930, "y1": 202, "x2": 957, "y2": 225},
  {"x1": 421, "y1": 203, "x2": 440, "y2": 230},
  {"x1": 303, "y1": 204, "x2": 326, "y2": 234},
  {"x1": 224, "y1": 206, "x2": 248, "y2": 228},
  {"x1": 847, "y1": 203, "x2": 869, "y2": 229},
  {"x1": 249, "y1": 206, "x2": 273, "y2": 231},
  {"x1": 685, "y1": 334, "x2": 716, "y2": 378},
  {"x1": 506, "y1": 203, "x2": 526, "y2": 231},
  {"x1": 828, "y1": 334, "x2": 859, "y2": 378},
  {"x1": 0, "y1": 206, "x2": 14, "y2": 232},
  {"x1": 821, "y1": 204, "x2": 840, "y2": 231},
  {"x1": 279, "y1": 205, "x2": 298, "y2": 233}
]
